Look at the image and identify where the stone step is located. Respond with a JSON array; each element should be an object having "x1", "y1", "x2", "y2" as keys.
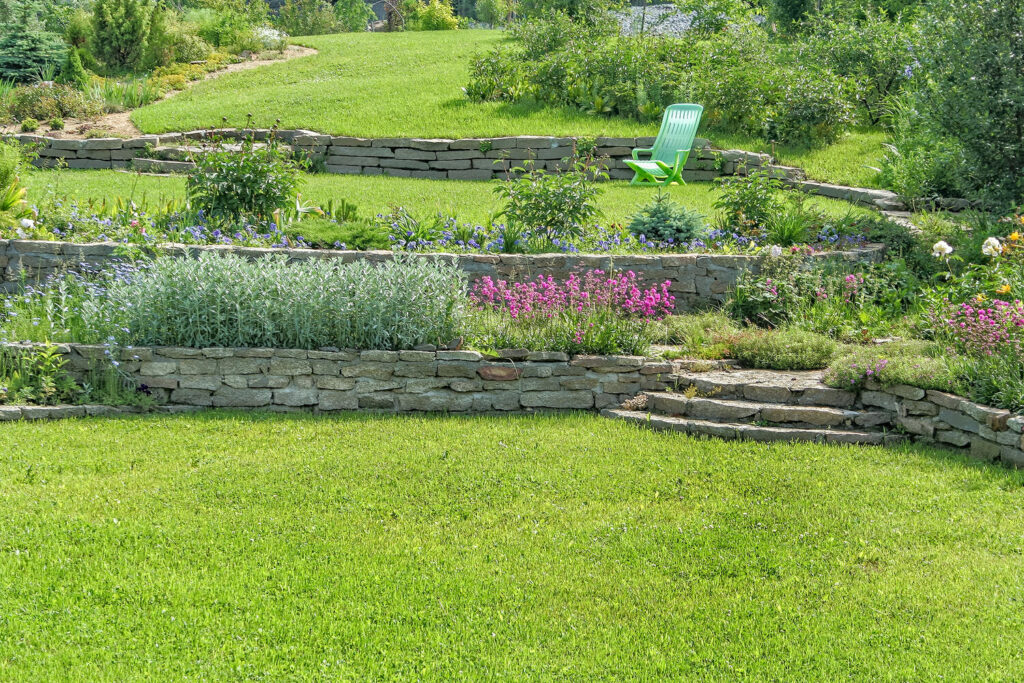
[
  {"x1": 130, "y1": 158, "x2": 195, "y2": 174},
  {"x1": 669, "y1": 369, "x2": 857, "y2": 408},
  {"x1": 644, "y1": 392, "x2": 891, "y2": 429},
  {"x1": 602, "y1": 408, "x2": 906, "y2": 446}
]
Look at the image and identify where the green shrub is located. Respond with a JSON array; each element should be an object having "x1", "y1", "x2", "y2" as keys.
[
  {"x1": 713, "y1": 170, "x2": 788, "y2": 234},
  {"x1": 0, "y1": 6, "x2": 66, "y2": 83},
  {"x1": 494, "y1": 153, "x2": 606, "y2": 245},
  {"x1": 627, "y1": 192, "x2": 705, "y2": 245},
  {"x1": 170, "y1": 30, "x2": 212, "y2": 63},
  {"x1": 94, "y1": 253, "x2": 467, "y2": 351},
  {"x1": 186, "y1": 130, "x2": 302, "y2": 223},
  {"x1": 277, "y1": 0, "x2": 340, "y2": 36},
  {"x1": 806, "y1": 12, "x2": 919, "y2": 125},
  {"x1": 0, "y1": 344, "x2": 80, "y2": 406},
  {"x1": 405, "y1": 0, "x2": 460, "y2": 30},
  {"x1": 56, "y1": 47, "x2": 89, "y2": 90},
  {"x1": 8, "y1": 83, "x2": 100, "y2": 120},
  {"x1": 48, "y1": 116, "x2": 63, "y2": 129},
  {"x1": 19, "y1": 117, "x2": 38, "y2": 132},
  {"x1": 475, "y1": 0, "x2": 513, "y2": 25},
  {"x1": 0, "y1": 138, "x2": 25, "y2": 191},
  {"x1": 91, "y1": 0, "x2": 153, "y2": 72},
  {"x1": 765, "y1": 203, "x2": 817, "y2": 247},
  {"x1": 334, "y1": 0, "x2": 375, "y2": 31},
  {"x1": 887, "y1": 0, "x2": 1024, "y2": 207},
  {"x1": 730, "y1": 327, "x2": 839, "y2": 371}
]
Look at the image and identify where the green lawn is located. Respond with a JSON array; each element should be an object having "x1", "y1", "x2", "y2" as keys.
[
  {"x1": 132, "y1": 31, "x2": 656, "y2": 140},
  {"x1": 27, "y1": 168, "x2": 870, "y2": 228},
  {"x1": 1, "y1": 412, "x2": 1022, "y2": 678},
  {"x1": 128, "y1": 30, "x2": 886, "y2": 188}
]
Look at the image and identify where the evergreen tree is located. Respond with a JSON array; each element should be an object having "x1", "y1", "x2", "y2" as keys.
[
  {"x1": 91, "y1": 0, "x2": 153, "y2": 73},
  {"x1": 0, "y1": 0, "x2": 66, "y2": 82},
  {"x1": 57, "y1": 47, "x2": 89, "y2": 90}
]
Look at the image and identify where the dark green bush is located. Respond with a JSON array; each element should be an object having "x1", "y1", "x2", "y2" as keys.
[
  {"x1": 276, "y1": 0, "x2": 340, "y2": 36},
  {"x1": 56, "y1": 47, "x2": 89, "y2": 90},
  {"x1": 805, "y1": 11, "x2": 919, "y2": 125},
  {"x1": 0, "y1": 3, "x2": 66, "y2": 83},
  {"x1": 91, "y1": 0, "x2": 153, "y2": 72},
  {"x1": 627, "y1": 192, "x2": 706, "y2": 245},
  {"x1": 884, "y1": 0, "x2": 1024, "y2": 207}
]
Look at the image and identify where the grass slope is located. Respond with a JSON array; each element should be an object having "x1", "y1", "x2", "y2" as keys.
[
  {"x1": 130, "y1": 31, "x2": 885, "y2": 187},
  {"x1": 27, "y1": 169, "x2": 869, "y2": 228},
  {"x1": 0, "y1": 412, "x2": 1022, "y2": 678},
  {"x1": 132, "y1": 31, "x2": 656, "y2": 139}
]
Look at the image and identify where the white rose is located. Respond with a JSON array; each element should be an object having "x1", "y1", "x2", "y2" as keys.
[
  {"x1": 981, "y1": 236, "x2": 1002, "y2": 257},
  {"x1": 932, "y1": 240, "x2": 953, "y2": 258},
  {"x1": 19, "y1": 218, "x2": 34, "y2": 229},
  {"x1": 769, "y1": 245, "x2": 783, "y2": 258}
]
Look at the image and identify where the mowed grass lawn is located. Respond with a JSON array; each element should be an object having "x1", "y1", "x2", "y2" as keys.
[
  {"x1": 129, "y1": 30, "x2": 886, "y2": 187},
  {"x1": 27, "y1": 169, "x2": 870, "y2": 229},
  {"x1": 1, "y1": 412, "x2": 1023, "y2": 678}
]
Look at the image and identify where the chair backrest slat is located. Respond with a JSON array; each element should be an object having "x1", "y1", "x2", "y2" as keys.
[{"x1": 650, "y1": 104, "x2": 703, "y2": 165}]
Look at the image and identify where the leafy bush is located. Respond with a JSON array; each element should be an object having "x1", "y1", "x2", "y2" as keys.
[
  {"x1": 627, "y1": 192, "x2": 705, "y2": 245},
  {"x1": 0, "y1": 344, "x2": 80, "y2": 406},
  {"x1": 475, "y1": 0, "x2": 514, "y2": 25},
  {"x1": 404, "y1": 0, "x2": 460, "y2": 30},
  {"x1": 91, "y1": 0, "x2": 153, "y2": 72},
  {"x1": 692, "y1": 26, "x2": 856, "y2": 145},
  {"x1": 277, "y1": 0, "x2": 340, "y2": 36},
  {"x1": 0, "y1": 5, "x2": 66, "y2": 83},
  {"x1": 334, "y1": 0, "x2": 375, "y2": 31},
  {"x1": 0, "y1": 139, "x2": 24, "y2": 191},
  {"x1": 7, "y1": 82, "x2": 101, "y2": 120},
  {"x1": 48, "y1": 116, "x2": 63, "y2": 129},
  {"x1": 494, "y1": 152, "x2": 606, "y2": 244},
  {"x1": 468, "y1": 270, "x2": 674, "y2": 355},
  {"x1": 517, "y1": 0, "x2": 620, "y2": 24},
  {"x1": 805, "y1": 11, "x2": 918, "y2": 125},
  {"x1": 186, "y1": 129, "x2": 303, "y2": 223},
  {"x1": 19, "y1": 117, "x2": 38, "y2": 132},
  {"x1": 714, "y1": 170, "x2": 788, "y2": 234},
  {"x1": 885, "y1": 0, "x2": 1024, "y2": 207},
  {"x1": 90, "y1": 253, "x2": 467, "y2": 351},
  {"x1": 729, "y1": 326, "x2": 839, "y2": 370}
]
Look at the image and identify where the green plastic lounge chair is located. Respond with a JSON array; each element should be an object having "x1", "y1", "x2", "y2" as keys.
[{"x1": 624, "y1": 103, "x2": 704, "y2": 186}]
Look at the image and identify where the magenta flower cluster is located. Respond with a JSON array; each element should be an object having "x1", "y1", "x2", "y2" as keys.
[
  {"x1": 942, "y1": 299, "x2": 1024, "y2": 356},
  {"x1": 470, "y1": 270, "x2": 676, "y2": 320}
]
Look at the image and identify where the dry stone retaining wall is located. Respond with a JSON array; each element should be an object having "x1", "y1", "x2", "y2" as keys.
[
  {"x1": 0, "y1": 239, "x2": 884, "y2": 310},
  {"x1": 45, "y1": 344, "x2": 668, "y2": 414},
  {"x1": 6, "y1": 129, "x2": 797, "y2": 182}
]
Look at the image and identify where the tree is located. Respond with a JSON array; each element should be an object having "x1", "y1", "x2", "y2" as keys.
[
  {"x1": 91, "y1": 0, "x2": 153, "y2": 72},
  {"x1": 0, "y1": 0, "x2": 66, "y2": 82},
  {"x1": 57, "y1": 46, "x2": 89, "y2": 90}
]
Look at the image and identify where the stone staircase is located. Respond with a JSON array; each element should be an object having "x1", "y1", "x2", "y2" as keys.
[{"x1": 603, "y1": 368, "x2": 907, "y2": 445}]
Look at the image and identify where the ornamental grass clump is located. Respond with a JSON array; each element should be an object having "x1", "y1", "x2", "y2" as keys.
[
  {"x1": 94, "y1": 253, "x2": 467, "y2": 350},
  {"x1": 468, "y1": 269, "x2": 674, "y2": 355}
]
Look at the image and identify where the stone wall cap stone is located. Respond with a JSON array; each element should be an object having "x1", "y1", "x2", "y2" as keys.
[{"x1": 437, "y1": 350, "x2": 483, "y2": 361}]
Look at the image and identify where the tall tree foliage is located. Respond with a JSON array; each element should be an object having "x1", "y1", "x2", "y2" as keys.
[
  {"x1": 91, "y1": 0, "x2": 153, "y2": 72},
  {"x1": 0, "y1": 0, "x2": 66, "y2": 82}
]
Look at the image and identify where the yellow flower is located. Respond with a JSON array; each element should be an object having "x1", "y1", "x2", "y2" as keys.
[
  {"x1": 996, "y1": 284, "x2": 1011, "y2": 295},
  {"x1": 976, "y1": 294, "x2": 986, "y2": 303},
  {"x1": 1009, "y1": 231, "x2": 1022, "y2": 241}
]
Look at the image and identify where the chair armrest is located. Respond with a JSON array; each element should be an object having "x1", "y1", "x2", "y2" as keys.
[{"x1": 632, "y1": 147, "x2": 654, "y2": 160}]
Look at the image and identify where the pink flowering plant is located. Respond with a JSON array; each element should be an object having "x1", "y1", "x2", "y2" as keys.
[
  {"x1": 469, "y1": 270, "x2": 675, "y2": 354},
  {"x1": 935, "y1": 299, "x2": 1024, "y2": 357}
]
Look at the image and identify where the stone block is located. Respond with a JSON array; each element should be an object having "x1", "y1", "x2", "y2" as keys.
[
  {"x1": 342, "y1": 362, "x2": 395, "y2": 379},
  {"x1": 212, "y1": 387, "x2": 272, "y2": 407},
  {"x1": 938, "y1": 408, "x2": 980, "y2": 434},
  {"x1": 178, "y1": 376, "x2": 222, "y2": 391},
  {"x1": 885, "y1": 384, "x2": 926, "y2": 400},
  {"x1": 318, "y1": 390, "x2": 358, "y2": 411},
  {"x1": 936, "y1": 429, "x2": 970, "y2": 447},
  {"x1": 397, "y1": 391, "x2": 473, "y2": 412},
  {"x1": 170, "y1": 388, "x2": 214, "y2": 406},
  {"x1": 520, "y1": 391, "x2": 594, "y2": 409},
  {"x1": 477, "y1": 365, "x2": 521, "y2": 381},
  {"x1": 219, "y1": 357, "x2": 269, "y2": 374},
  {"x1": 525, "y1": 351, "x2": 570, "y2": 362},
  {"x1": 361, "y1": 350, "x2": 399, "y2": 362},
  {"x1": 274, "y1": 386, "x2": 319, "y2": 407},
  {"x1": 437, "y1": 350, "x2": 483, "y2": 361},
  {"x1": 970, "y1": 437, "x2": 1001, "y2": 462},
  {"x1": 249, "y1": 375, "x2": 290, "y2": 389},
  {"x1": 437, "y1": 362, "x2": 478, "y2": 378},
  {"x1": 316, "y1": 376, "x2": 357, "y2": 391},
  {"x1": 177, "y1": 359, "x2": 218, "y2": 375},
  {"x1": 139, "y1": 361, "x2": 176, "y2": 376},
  {"x1": 925, "y1": 390, "x2": 964, "y2": 411},
  {"x1": 860, "y1": 390, "x2": 899, "y2": 412},
  {"x1": 269, "y1": 357, "x2": 312, "y2": 375}
]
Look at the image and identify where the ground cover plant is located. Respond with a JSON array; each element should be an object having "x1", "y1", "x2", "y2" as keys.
[{"x1": 1, "y1": 411, "x2": 1024, "y2": 677}]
